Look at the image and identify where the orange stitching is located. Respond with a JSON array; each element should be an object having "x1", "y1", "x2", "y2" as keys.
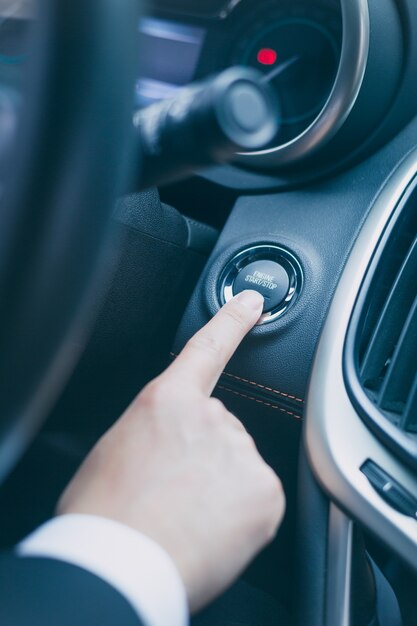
[
  {"x1": 169, "y1": 352, "x2": 304, "y2": 404},
  {"x1": 217, "y1": 385, "x2": 302, "y2": 421},
  {"x1": 221, "y1": 371, "x2": 304, "y2": 403}
]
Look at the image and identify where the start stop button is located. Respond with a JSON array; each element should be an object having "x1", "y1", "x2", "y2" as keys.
[
  {"x1": 218, "y1": 244, "x2": 303, "y2": 325},
  {"x1": 233, "y1": 260, "x2": 290, "y2": 312}
]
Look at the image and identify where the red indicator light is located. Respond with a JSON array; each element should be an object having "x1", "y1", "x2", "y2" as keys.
[{"x1": 257, "y1": 48, "x2": 277, "y2": 66}]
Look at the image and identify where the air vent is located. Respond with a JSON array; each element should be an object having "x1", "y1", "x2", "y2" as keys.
[{"x1": 345, "y1": 178, "x2": 417, "y2": 468}]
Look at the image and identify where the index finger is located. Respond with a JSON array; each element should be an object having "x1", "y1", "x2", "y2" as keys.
[{"x1": 165, "y1": 290, "x2": 264, "y2": 396}]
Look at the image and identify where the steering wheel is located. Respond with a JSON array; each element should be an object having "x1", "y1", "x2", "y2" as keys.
[{"x1": 0, "y1": 0, "x2": 138, "y2": 482}]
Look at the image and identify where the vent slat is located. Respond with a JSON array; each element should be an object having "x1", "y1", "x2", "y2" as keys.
[
  {"x1": 360, "y1": 237, "x2": 417, "y2": 390},
  {"x1": 358, "y1": 250, "x2": 407, "y2": 360},
  {"x1": 402, "y1": 375, "x2": 417, "y2": 432},
  {"x1": 379, "y1": 295, "x2": 417, "y2": 415}
]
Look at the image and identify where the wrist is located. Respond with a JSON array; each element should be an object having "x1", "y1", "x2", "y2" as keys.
[{"x1": 18, "y1": 514, "x2": 189, "y2": 626}]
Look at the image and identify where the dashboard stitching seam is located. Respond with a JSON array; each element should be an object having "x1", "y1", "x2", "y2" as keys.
[
  {"x1": 221, "y1": 371, "x2": 304, "y2": 402},
  {"x1": 170, "y1": 352, "x2": 305, "y2": 402},
  {"x1": 217, "y1": 385, "x2": 303, "y2": 420}
]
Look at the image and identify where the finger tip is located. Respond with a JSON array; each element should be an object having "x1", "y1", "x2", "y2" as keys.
[{"x1": 235, "y1": 290, "x2": 265, "y2": 312}]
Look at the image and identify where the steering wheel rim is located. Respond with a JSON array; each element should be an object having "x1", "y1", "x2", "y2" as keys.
[{"x1": 0, "y1": 0, "x2": 138, "y2": 482}]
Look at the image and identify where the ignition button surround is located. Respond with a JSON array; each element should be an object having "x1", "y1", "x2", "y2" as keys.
[{"x1": 218, "y1": 244, "x2": 303, "y2": 325}]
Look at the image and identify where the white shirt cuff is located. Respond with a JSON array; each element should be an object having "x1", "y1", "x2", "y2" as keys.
[{"x1": 17, "y1": 514, "x2": 188, "y2": 626}]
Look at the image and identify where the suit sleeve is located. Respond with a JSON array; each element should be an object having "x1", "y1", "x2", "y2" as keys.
[
  {"x1": 18, "y1": 514, "x2": 189, "y2": 626},
  {"x1": 0, "y1": 552, "x2": 142, "y2": 626}
]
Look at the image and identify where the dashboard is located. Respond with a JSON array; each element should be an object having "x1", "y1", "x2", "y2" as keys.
[
  {"x1": 147, "y1": 1, "x2": 417, "y2": 621},
  {"x1": 139, "y1": 0, "x2": 417, "y2": 185},
  {"x1": 139, "y1": 0, "x2": 343, "y2": 154},
  {"x1": 1, "y1": 0, "x2": 414, "y2": 182},
  {"x1": 1, "y1": 2, "x2": 417, "y2": 624}
]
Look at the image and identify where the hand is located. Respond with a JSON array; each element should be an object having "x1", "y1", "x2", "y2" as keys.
[{"x1": 57, "y1": 290, "x2": 286, "y2": 612}]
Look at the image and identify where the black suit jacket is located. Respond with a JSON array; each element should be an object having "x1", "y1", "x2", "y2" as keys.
[{"x1": 0, "y1": 553, "x2": 143, "y2": 625}]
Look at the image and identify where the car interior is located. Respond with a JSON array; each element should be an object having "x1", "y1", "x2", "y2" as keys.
[{"x1": 1, "y1": 0, "x2": 417, "y2": 624}]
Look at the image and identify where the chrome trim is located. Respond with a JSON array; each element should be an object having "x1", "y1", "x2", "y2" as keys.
[
  {"x1": 235, "y1": 0, "x2": 370, "y2": 167},
  {"x1": 218, "y1": 244, "x2": 303, "y2": 325},
  {"x1": 305, "y1": 147, "x2": 417, "y2": 573},
  {"x1": 326, "y1": 505, "x2": 353, "y2": 626},
  {"x1": 218, "y1": 0, "x2": 245, "y2": 20}
]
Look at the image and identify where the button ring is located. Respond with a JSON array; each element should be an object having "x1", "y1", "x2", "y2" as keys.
[{"x1": 218, "y1": 244, "x2": 303, "y2": 325}]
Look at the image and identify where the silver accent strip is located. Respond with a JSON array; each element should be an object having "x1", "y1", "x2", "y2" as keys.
[
  {"x1": 305, "y1": 147, "x2": 417, "y2": 572},
  {"x1": 236, "y1": 0, "x2": 370, "y2": 167},
  {"x1": 326, "y1": 505, "x2": 353, "y2": 626},
  {"x1": 218, "y1": 0, "x2": 245, "y2": 20}
]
